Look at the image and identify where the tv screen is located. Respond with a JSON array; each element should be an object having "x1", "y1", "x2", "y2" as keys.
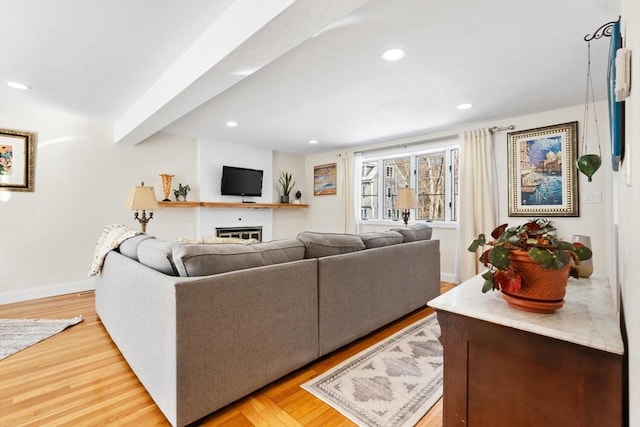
[{"x1": 220, "y1": 166, "x2": 263, "y2": 197}]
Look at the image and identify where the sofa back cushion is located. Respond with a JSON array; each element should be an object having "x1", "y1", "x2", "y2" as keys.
[
  {"x1": 119, "y1": 234, "x2": 154, "y2": 261},
  {"x1": 137, "y1": 239, "x2": 179, "y2": 276},
  {"x1": 390, "y1": 223, "x2": 433, "y2": 243},
  {"x1": 172, "y1": 239, "x2": 305, "y2": 277},
  {"x1": 410, "y1": 222, "x2": 433, "y2": 240},
  {"x1": 255, "y1": 239, "x2": 305, "y2": 264},
  {"x1": 359, "y1": 231, "x2": 404, "y2": 249},
  {"x1": 173, "y1": 244, "x2": 264, "y2": 277},
  {"x1": 297, "y1": 231, "x2": 365, "y2": 258}
]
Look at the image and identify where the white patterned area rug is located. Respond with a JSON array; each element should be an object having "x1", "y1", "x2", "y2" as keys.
[
  {"x1": 0, "y1": 316, "x2": 83, "y2": 360},
  {"x1": 301, "y1": 313, "x2": 443, "y2": 427}
]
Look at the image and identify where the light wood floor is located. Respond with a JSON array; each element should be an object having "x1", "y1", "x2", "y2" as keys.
[{"x1": 0, "y1": 283, "x2": 455, "y2": 426}]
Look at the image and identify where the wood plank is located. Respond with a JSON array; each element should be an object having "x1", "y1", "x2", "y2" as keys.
[
  {"x1": 0, "y1": 283, "x2": 453, "y2": 425},
  {"x1": 159, "y1": 201, "x2": 309, "y2": 209}
]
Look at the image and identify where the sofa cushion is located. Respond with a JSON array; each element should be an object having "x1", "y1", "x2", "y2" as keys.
[
  {"x1": 137, "y1": 239, "x2": 179, "y2": 276},
  {"x1": 389, "y1": 227, "x2": 417, "y2": 242},
  {"x1": 297, "y1": 231, "x2": 365, "y2": 258},
  {"x1": 202, "y1": 236, "x2": 260, "y2": 244},
  {"x1": 173, "y1": 244, "x2": 264, "y2": 277},
  {"x1": 410, "y1": 222, "x2": 433, "y2": 240},
  {"x1": 390, "y1": 223, "x2": 433, "y2": 243},
  {"x1": 359, "y1": 231, "x2": 404, "y2": 249},
  {"x1": 254, "y1": 239, "x2": 305, "y2": 265},
  {"x1": 119, "y1": 234, "x2": 154, "y2": 260}
]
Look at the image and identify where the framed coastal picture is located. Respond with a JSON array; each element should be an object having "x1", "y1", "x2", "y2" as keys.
[
  {"x1": 313, "y1": 163, "x2": 337, "y2": 196},
  {"x1": 507, "y1": 122, "x2": 578, "y2": 217},
  {"x1": 0, "y1": 128, "x2": 36, "y2": 192}
]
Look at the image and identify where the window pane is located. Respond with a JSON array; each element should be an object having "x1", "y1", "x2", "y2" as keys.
[
  {"x1": 417, "y1": 153, "x2": 445, "y2": 221},
  {"x1": 360, "y1": 161, "x2": 378, "y2": 219},
  {"x1": 452, "y1": 148, "x2": 459, "y2": 221},
  {"x1": 383, "y1": 157, "x2": 410, "y2": 220}
]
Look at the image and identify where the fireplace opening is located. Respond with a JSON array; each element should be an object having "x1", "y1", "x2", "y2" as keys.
[{"x1": 215, "y1": 226, "x2": 263, "y2": 242}]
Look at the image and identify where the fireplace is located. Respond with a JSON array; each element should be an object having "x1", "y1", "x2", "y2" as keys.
[{"x1": 215, "y1": 226, "x2": 263, "y2": 242}]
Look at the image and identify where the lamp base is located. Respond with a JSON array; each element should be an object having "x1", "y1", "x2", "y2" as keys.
[
  {"x1": 401, "y1": 210, "x2": 410, "y2": 227},
  {"x1": 133, "y1": 210, "x2": 154, "y2": 233}
]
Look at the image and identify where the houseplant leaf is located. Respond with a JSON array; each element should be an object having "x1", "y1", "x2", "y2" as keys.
[{"x1": 488, "y1": 246, "x2": 510, "y2": 270}]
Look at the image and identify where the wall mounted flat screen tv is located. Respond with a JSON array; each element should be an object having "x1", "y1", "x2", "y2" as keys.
[{"x1": 220, "y1": 166, "x2": 263, "y2": 197}]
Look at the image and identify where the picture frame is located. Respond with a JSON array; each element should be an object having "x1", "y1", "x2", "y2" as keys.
[
  {"x1": 0, "y1": 128, "x2": 36, "y2": 192},
  {"x1": 313, "y1": 163, "x2": 337, "y2": 196},
  {"x1": 507, "y1": 122, "x2": 578, "y2": 217}
]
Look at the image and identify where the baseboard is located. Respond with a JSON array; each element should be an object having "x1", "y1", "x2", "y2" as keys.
[
  {"x1": 0, "y1": 279, "x2": 95, "y2": 305},
  {"x1": 440, "y1": 272, "x2": 456, "y2": 283}
]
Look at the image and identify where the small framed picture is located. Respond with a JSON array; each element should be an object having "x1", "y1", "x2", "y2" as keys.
[
  {"x1": 0, "y1": 128, "x2": 36, "y2": 192},
  {"x1": 507, "y1": 122, "x2": 578, "y2": 217},
  {"x1": 314, "y1": 163, "x2": 337, "y2": 196}
]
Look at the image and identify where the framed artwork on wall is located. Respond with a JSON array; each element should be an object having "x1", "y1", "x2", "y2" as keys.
[
  {"x1": 313, "y1": 163, "x2": 337, "y2": 196},
  {"x1": 507, "y1": 122, "x2": 579, "y2": 217},
  {"x1": 0, "y1": 128, "x2": 36, "y2": 192}
]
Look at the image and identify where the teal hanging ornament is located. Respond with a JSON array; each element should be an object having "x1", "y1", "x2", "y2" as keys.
[{"x1": 577, "y1": 41, "x2": 602, "y2": 182}]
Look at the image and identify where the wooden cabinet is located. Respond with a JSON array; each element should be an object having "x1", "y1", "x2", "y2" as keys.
[{"x1": 429, "y1": 276, "x2": 623, "y2": 427}]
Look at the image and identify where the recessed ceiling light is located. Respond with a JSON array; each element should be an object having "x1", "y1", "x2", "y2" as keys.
[
  {"x1": 226, "y1": 121, "x2": 238, "y2": 127},
  {"x1": 381, "y1": 48, "x2": 405, "y2": 62},
  {"x1": 456, "y1": 103, "x2": 473, "y2": 110},
  {"x1": 6, "y1": 81, "x2": 31, "y2": 90},
  {"x1": 309, "y1": 139, "x2": 318, "y2": 144}
]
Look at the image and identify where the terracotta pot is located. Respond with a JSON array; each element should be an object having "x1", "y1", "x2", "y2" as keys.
[{"x1": 501, "y1": 250, "x2": 572, "y2": 314}]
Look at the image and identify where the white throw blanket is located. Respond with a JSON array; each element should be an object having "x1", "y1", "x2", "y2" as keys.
[{"x1": 89, "y1": 224, "x2": 142, "y2": 276}]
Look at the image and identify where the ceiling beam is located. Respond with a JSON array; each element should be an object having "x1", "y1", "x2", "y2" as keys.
[{"x1": 113, "y1": 0, "x2": 368, "y2": 146}]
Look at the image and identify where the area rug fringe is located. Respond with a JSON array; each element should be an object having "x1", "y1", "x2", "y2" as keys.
[
  {"x1": 0, "y1": 316, "x2": 84, "y2": 360},
  {"x1": 301, "y1": 313, "x2": 442, "y2": 427}
]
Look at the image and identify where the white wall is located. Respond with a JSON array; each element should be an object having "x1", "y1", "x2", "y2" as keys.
[
  {"x1": 272, "y1": 151, "x2": 307, "y2": 239},
  {"x1": 197, "y1": 139, "x2": 274, "y2": 241},
  {"x1": 304, "y1": 151, "x2": 345, "y2": 232},
  {"x1": 492, "y1": 103, "x2": 612, "y2": 277},
  {"x1": 618, "y1": 3, "x2": 639, "y2": 426},
  {"x1": 0, "y1": 108, "x2": 308, "y2": 302},
  {"x1": 303, "y1": 103, "x2": 612, "y2": 282},
  {"x1": 0, "y1": 104, "x2": 198, "y2": 303}
]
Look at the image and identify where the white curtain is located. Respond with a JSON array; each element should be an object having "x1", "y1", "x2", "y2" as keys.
[
  {"x1": 340, "y1": 151, "x2": 361, "y2": 234},
  {"x1": 455, "y1": 128, "x2": 499, "y2": 282}
]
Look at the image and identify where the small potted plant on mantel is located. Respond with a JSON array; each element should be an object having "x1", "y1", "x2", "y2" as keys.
[
  {"x1": 278, "y1": 172, "x2": 295, "y2": 203},
  {"x1": 467, "y1": 218, "x2": 592, "y2": 313}
]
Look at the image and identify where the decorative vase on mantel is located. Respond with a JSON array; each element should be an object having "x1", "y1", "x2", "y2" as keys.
[
  {"x1": 159, "y1": 174, "x2": 174, "y2": 202},
  {"x1": 500, "y1": 251, "x2": 572, "y2": 314}
]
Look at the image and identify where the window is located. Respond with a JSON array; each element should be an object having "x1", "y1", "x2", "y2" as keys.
[
  {"x1": 383, "y1": 157, "x2": 410, "y2": 219},
  {"x1": 360, "y1": 161, "x2": 378, "y2": 220},
  {"x1": 359, "y1": 143, "x2": 459, "y2": 223}
]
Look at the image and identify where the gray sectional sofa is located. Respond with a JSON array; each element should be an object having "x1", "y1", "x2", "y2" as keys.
[{"x1": 95, "y1": 224, "x2": 441, "y2": 427}]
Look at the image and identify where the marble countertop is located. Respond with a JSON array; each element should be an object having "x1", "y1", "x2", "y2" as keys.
[{"x1": 428, "y1": 275, "x2": 624, "y2": 355}]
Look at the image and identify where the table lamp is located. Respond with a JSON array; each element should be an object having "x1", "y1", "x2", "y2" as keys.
[{"x1": 125, "y1": 182, "x2": 159, "y2": 233}]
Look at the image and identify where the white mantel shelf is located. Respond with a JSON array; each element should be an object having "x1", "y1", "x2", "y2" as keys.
[
  {"x1": 428, "y1": 275, "x2": 624, "y2": 355},
  {"x1": 159, "y1": 201, "x2": 308, "y2": 209}
]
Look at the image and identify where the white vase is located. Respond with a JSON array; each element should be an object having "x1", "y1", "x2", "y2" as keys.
[{"x1": 572, "y1": 234, "x2": 594, "y2": 278}]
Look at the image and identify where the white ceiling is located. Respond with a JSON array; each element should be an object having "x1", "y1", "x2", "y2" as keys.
[{"x1": 0, "y1": 0, "x2": 620, "y2": 156}]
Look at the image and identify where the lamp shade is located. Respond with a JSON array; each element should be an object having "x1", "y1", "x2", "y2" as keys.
[
  {"x1": 396, "y1": 187, "x2": 418, "y2": 209},
  {"x1": 125, "y1": 183, "x2": 159, "y2": 210}
]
